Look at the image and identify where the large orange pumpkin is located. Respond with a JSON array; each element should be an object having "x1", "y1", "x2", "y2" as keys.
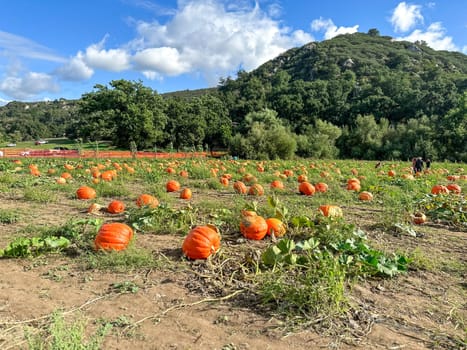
[
  {"x1": 265, "y1": 218, "x2": 286, "y2": 237},
  {"x1": 94, "y1": 222, "x2": 133, "y2": 251},
  {"x1": 233, "y1": 181, "x2": 248, "y2": 194},
  {"x1": 107, "y1": 200, "x2": 125, "y2": 214},
  {"x1": 270, "y1": 180, "x2": 285, "y2": 190},
  {"x1": 240, "y1": 211, "x2": 268, "y2": 240},
  {"x1": 166, "y1": 180, "x2": 181, "y2": 192},
  {"x1": 136, "y1": 194, "x2": 159, "y2": 208},
  {"x1": 298, "y1": 181, "x2": 315, "y2": 196},
  {"x1": 431, "y1": 185, "x2": 449, "y2": 195},
  {"x1": 76, "y1": 186, "x2": 96, "y2": 200},
  {"x1": 446, "y1": 183, "x2": 461, "y2": 194},
  {"x1": 314, "y1": 182, "x2": 328, "y2": 193},
  {"x1": 182, "y1": 225, "x2": 221, "y2": 259}
]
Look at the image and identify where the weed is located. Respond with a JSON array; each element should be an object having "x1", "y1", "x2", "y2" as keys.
[{"x1": 0, "y1": 209, "x2": 20, "y2": 223}]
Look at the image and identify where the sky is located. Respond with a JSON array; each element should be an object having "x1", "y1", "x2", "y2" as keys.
[{"x1": 0, "y1": 0, "x2": 465, "y2": 105}]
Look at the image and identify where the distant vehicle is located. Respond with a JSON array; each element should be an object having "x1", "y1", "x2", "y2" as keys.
[
  {"x1": 6, "y1": 143, "x2": 16, "y2": 147},
  {"x1": 35, "y1": 140, "x2": 48, "y2": 145}
]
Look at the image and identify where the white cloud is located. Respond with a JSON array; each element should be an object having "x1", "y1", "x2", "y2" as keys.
[
  {"x1": 128, "y1": 0, "x2": 313, "y2": 84},
  {"x1": 83, "y1": 37, "x2": 131, "y2": 71},
  {"x1": 133, "y1": 47, "x2": 191, "y2": 76},
  {"x1": 0, "y1": 72, "x2": 59, "y2": 100},
  {"x1": 0, "y1": 97, "x2": 10, "y2": 106},
  {"x1": 390, "y1": 2, "x2": 424, "y2": 33},
  {"x1": 55, "y1": 53, "x2": 94, "y2": 81},
  {"x1": 311, "y1": 18, "x2": 359, "y2": 40},
  {"x1": 397, "y1": 22, "x2": 459, "y2": 51}
]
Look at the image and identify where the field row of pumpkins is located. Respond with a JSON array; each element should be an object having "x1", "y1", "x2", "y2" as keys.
[{"x1": 2, "y1": 157, "x2": 465, "y2": 260}]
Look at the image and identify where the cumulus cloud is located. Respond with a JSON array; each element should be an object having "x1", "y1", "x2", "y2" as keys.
[
  {"x1": 83, "y1": 41, "x2": 131, "y2": 72},
  {"x1": 128, "y1": 0, "x2": 313, "y2": 83},
  {"x1": 310, "y1": 18, "x2": 359, "y2": 40},
  {"x1": 0, "y1": 72, "x2": 59, "y2": 100},
  {"x1": 55, "y1": 53, "x2": 94, "y2": 81},
  {"x1": 397, "y1": 22, "x2": 459, "y2": 51},
  {"x1": 390, "y1": 2, "x2": 424, "y2": 33}
]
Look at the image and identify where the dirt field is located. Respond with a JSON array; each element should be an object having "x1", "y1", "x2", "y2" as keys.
[{"x1": 0, "y1": 190, "x2": 465, "y2": 349}]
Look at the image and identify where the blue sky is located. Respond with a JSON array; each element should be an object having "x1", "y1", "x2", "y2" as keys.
[{"x1": 0, "y1": 0, "x2": 465, "y2": 105}]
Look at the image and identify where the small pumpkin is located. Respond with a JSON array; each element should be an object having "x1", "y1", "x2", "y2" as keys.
[
  {"x1": 76, "y1": 186, "x2": 96, "y2": 200},
  {"x1": 358, "y1": 191, "x2": 373, "y2": 201},
  {"x1": 233, "y1": 181, "x2": 248, "y2": 194},
  {"x1": 346, "y1": 178, "x2": 361, "y2": 191},
  {"x1": 297, "y1": 174, "x2": 308, "y2": 183},
  {"x1": 315, "y1": 182, "x2": 328, "y2": 193},
  {"x1": 107, "y1": 200, "x2": 125, "y2": 214},
  {"x1": 265, "y1": 218, "x2": 286, "y2": 237},
  {"x1": 180, "y1": 188, "x2": 192, "y2": 200},
  {"x1": 319, "y1": 205, "x2": 343, "y2": 218},
  {"x1": 248, "y1": 183, "x2": 264, "y2": 196},
  {"x1": 240, "y1": 210, "x2": 268, "y2": 240},
  {"x1": 136, "y1": 194, "x2": 159, "y2": 208},
  {"x1": 411, "y1": 212, "x2": 427, "y2": 225},
  {"x1": 166, "y1": 180, "x2": 181, "y2": 192},
  {"x1": 270, "y1": 180, "x2": 285, "y2": 190},
  {"x1": 182, "y1": 225, "x2": 221, "y2": 259},
  {"x1": 94, "y1": 222, "x2": 133, "y2": 251},
  {"x1": 298, "y1": 181, "x2": 315, "y2": 196}
]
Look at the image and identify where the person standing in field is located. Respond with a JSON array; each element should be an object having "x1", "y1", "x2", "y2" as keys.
[{"x1": 414, "y1": 157, "x2": 424, "y2": 173}]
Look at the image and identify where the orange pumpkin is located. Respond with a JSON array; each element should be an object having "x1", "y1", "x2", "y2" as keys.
[
  {"x1": 346, "y1": 178, "x2": 361, "y2": 191},
  {"x1": 240, "y1": 211, "x2": 268, "y2": 240},
  {"x1": 446, "y1": 183, "x2": 461, "y2": 194},
  {"x1": 219, "y1": 177, "x2": 229, "y2": 186},
  {"x1": 265, "y1": 218, "x2": 286, "y2": 237},
  {"x1": 76, "y1": 186, "x2": 96, "y2": 200},
  {"x1": 180, "y1": 188, "x2": 192, "y2": 200},
  {"x1": 107, "y1": 200, "x2": 125, "y2": 214},
  {"x1": 358, "y1": 191, "x2": 373, "y2": 201},
  {"x1": 166, "y1": 180, "x2": 181, "y2": 192},
  {"x1": 297, "y1": 174, "x2": 308, "y2": 183},
  {"x1": 233, "y1": 181, "x2": 248, "y2": 194},
  {"x1": 298, "y1": 181, "x2": 315, "y2": 196},
  {"x1": 248, "y1": 183, "x2": 264, "y2": 196},
  {"x1": 182, "y1": 225, "x2": 221, "y2": 259},
  {"x1": 411, "y1": 212, "x2": 427, "y2": 225},
  {"x1": 94, "y1": 222, "x2": 133, "y2": 251},
  {"x1": 270, "y1": 180, "x2": 285, "y2": 190},
  {"x1": 431, "y1": 185, "x2": 449, "y2": 195},
  {"x1": 136, "y1": 194, "x2": 159, "y2": 208},
  {"x1": 319, "y1": 205, "x2": 343, "y2": 218},
  {"x1": 314, "y1": 182, "x2": 328, "y2": 193},
  {"x1": 100, "y1": 170, "x2": 115, "y2": 181}
]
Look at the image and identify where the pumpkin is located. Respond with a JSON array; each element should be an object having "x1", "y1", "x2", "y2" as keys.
[
  {"x1": 298, "y1": 181, "x2": 315, "y2": 196},
  {"x1": 76, "y1": 186, "x2": 96, "y2": 200},
  {"x1": 319, "y1": 205, "x2": 343, "y2": 218},
  {"x1": 179, "y1": 170, "x2": 189, "y2": 178},
  {"x1": 270, "y1": 180, "x2": 285, "y2": 190},
  {"x1": 136, "y1": 194, "x2": 159, "y2": 208},
  {"x1": 107, "y1": 200, "x2": 125, "y2": 214},
  {"x1": 219, "y1": 177, "x2": 229, "y2": 186},
  {"x1": 166, "y1": 180, "x2": 181, "y2": 192},
  {"x1": 56, "y1": 177, "x2": 67, "y2": 184},
  {"x1": 315, "y1": 182, "x2": 328, "y2": 193},
  {"x1": 100, "y1": 170, "x2": 115, "y2": 181},
  {"x1": 182, "y1": 225, "x2": 221, "y2": 259},
  {"x1": 248, "y1": 183, "x2": 264, "y2": 196},
  {"x1": 431, "y1": 185, "x2": 449, "y2": 195},
  {"x1": 240, "y1": 211, "x2": 268, "y2": 240},
  {"x1": 233, "y1": 181, "x2": 248, "y2": 194},
  {"x1": 358, "y1": 191, "x2": 373, "y2": 201},
  {"x1": 180, "y1": 188, "x2": 192, "y2": 200},
  {"x1": 94, "y1": 222, "x2": 133, "y2": 251},
  {"x1": 346, "y1": 178, "x2": 361, "y2": 191},
  {"x1": 446, "y1": 183, "x2": 461, "y2": 194},
  {"x1": 61, "y1": 172, "x2": 72, "y2": 179},
  {"x1": 411, "y1": 212, "x2": 427, "y2": 225},
  {"x1": 265, "y1": 218, "x2": 286, "y2": 237},
  {"x1": 297, "y1": 174, "x2": 308, "y2": 183},
  {"x1": 388, "y1": 170, "x2": 396, "y2": 177}
]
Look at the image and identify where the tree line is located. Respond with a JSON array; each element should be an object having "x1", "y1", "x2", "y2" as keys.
[{"x1": 0, "y1": 31, "x2": 466, "y2": 161}]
